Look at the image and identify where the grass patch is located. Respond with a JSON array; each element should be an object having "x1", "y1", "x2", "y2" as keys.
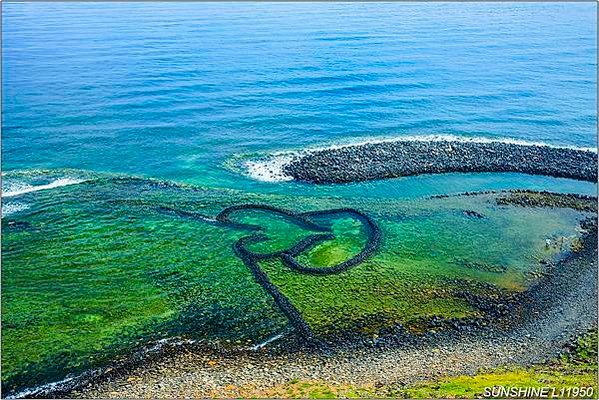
[
  {"x1": 392, "y1": 330, "x2": 597, "y2": 399},
  {"x1": 235, "y1": 331, "x2": 598, "y2": 399}
]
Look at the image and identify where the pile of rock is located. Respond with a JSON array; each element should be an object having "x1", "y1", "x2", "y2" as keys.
[{"x1": 283, "y1": 140, "x2": 597, "y2": 183}]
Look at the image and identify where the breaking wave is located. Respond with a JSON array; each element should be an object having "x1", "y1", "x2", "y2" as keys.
[
  {"x1": 240, "y1": 134, "x2": 597, "y2": 182},
  {"x1": 2, "y1": 177, "x2": 87, "y2": 198}
]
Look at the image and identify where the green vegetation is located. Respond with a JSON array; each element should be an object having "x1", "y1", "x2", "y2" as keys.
[
  {"x1": 398, "y1": 366, "x2": 596, "y2": 399},
  {"x1": 1, "y1": 171, "x2": 593, "y2": 393},
  {"x1": 396, "y1": 331, "x2": 598, "y2": 399},
  {"x1": 237, "y1": 331, "x2": 597, "y2": 399}
]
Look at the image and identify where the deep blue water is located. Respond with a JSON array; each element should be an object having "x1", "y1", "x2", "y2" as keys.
[{"x1": 2, "y1": 2, "x2": 597, "y2": 198}]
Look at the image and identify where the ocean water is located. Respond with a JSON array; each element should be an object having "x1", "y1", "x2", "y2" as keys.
[
  {"x1": 1, "y1": 2, "x2": 598, "y2": 395},
  {"x1": 2, "y1": 2, "x2": 597, "y2": 196}
]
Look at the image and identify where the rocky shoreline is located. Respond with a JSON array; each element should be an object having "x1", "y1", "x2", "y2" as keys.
[
  {"x1": 281, "y1": 140, "x2": 597, "y2": 183},
  {"x1": 65, "y1": 191, "x2": 597, "y2": 399}
]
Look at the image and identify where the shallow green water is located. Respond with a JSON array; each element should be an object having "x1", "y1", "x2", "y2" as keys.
[
  {"x1": 2, "y1": 3, "x2": 597, "y2": 395},
  {"x1": 1, "y1": 170, "x2": 591, "y2": 393}
]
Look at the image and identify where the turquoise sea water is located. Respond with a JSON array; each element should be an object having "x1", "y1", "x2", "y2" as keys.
[
  {"x1": 1, "y1": 2, "x2": 598, "y2": 395},
  {"x1": 2, "y1": 2, "x2": 597, "y2": 197}
]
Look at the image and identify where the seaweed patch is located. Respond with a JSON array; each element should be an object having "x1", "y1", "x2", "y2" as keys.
[{"x1": 157, "y1": 204, "x2": 382, "y2": 342}]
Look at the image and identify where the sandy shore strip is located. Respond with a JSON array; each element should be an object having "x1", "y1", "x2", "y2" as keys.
[{"x1": 263, "y1": 138, "x2": 598, "y2": 184}]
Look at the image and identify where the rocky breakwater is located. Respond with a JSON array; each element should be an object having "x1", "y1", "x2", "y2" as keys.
[{"x1": 282, "y1": 140, "x2": 598, "y2": 184}]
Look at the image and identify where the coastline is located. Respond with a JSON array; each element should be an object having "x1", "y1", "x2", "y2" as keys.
[
  {"x1": 265, "y1": 139, "x2": 598, "y2": 184},
  {"x1": 4, "y1": 3, "x2": 597, "y2": 398},
  {"x1": 65, "y1": 191, "x2": 597, "y2": 399}
]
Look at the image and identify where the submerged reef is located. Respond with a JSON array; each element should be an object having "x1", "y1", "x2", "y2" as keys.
[
  {"x1": 74, "y1": 213, "x2": 599, "y2": 400},
  {"x1": 160, "y1": 204, "x2": 382, "y2": 342},
  {"x1": 282, "y1": 140, "x2": 597, "y2": 183},
  {"x1": 3, "y1": 173, "x2": 596, "y2": 397},
  {"x1": 496, "y1": 190, "x2": 598, "y2": 212}
]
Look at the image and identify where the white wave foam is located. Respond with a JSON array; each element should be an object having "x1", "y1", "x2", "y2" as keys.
[
  {"x1": 242, "y1": 134, "x2": 597, "y2": 182},
  {"x1": 249, "y1": 333, "x2": 284, "y2": 351},
  {"x1": 144, "y1": 337, "x2": 198, "y2": 353},
  {"x1": 310, "y1": 134, "x2": 598, "y2": 153},
  {"x1": 2, "y1": 178, "x2": 86, "y2": 198},
  {"x1": 7, "y1": 374, "x2": 78, "y2": 399},
  {"x1": 2, "y1": 202, "x2": 30, "y2": 217},
  {"x1": 244, "y1": 155, "x2": 295, "y2": 183},
  {"x1": 7, "y1": 336, "x2": 198, "y2": 399}
]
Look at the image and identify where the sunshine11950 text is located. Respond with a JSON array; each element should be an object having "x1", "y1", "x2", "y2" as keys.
[{"x1": 484, "y1": 386, "x2": 594, "y2": 398}]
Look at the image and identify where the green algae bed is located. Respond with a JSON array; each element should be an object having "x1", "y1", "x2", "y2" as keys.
[{"x1": 1, "y1": 172, "x2": 596, "y2": 394}]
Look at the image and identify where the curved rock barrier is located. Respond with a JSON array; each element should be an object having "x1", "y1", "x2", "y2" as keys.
[
  {"x1": 157, "y1": 204, "x2": 382, "y2": 342},
  {"x1": 496, "y1": 190, "x2": 598, "y2": 212},
  {"x1": 281, "y1": 140, "x2": 597, "y2": 183},
  {"x1": 430, "y1": 189, "x2": 597, "y2": 212}
]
